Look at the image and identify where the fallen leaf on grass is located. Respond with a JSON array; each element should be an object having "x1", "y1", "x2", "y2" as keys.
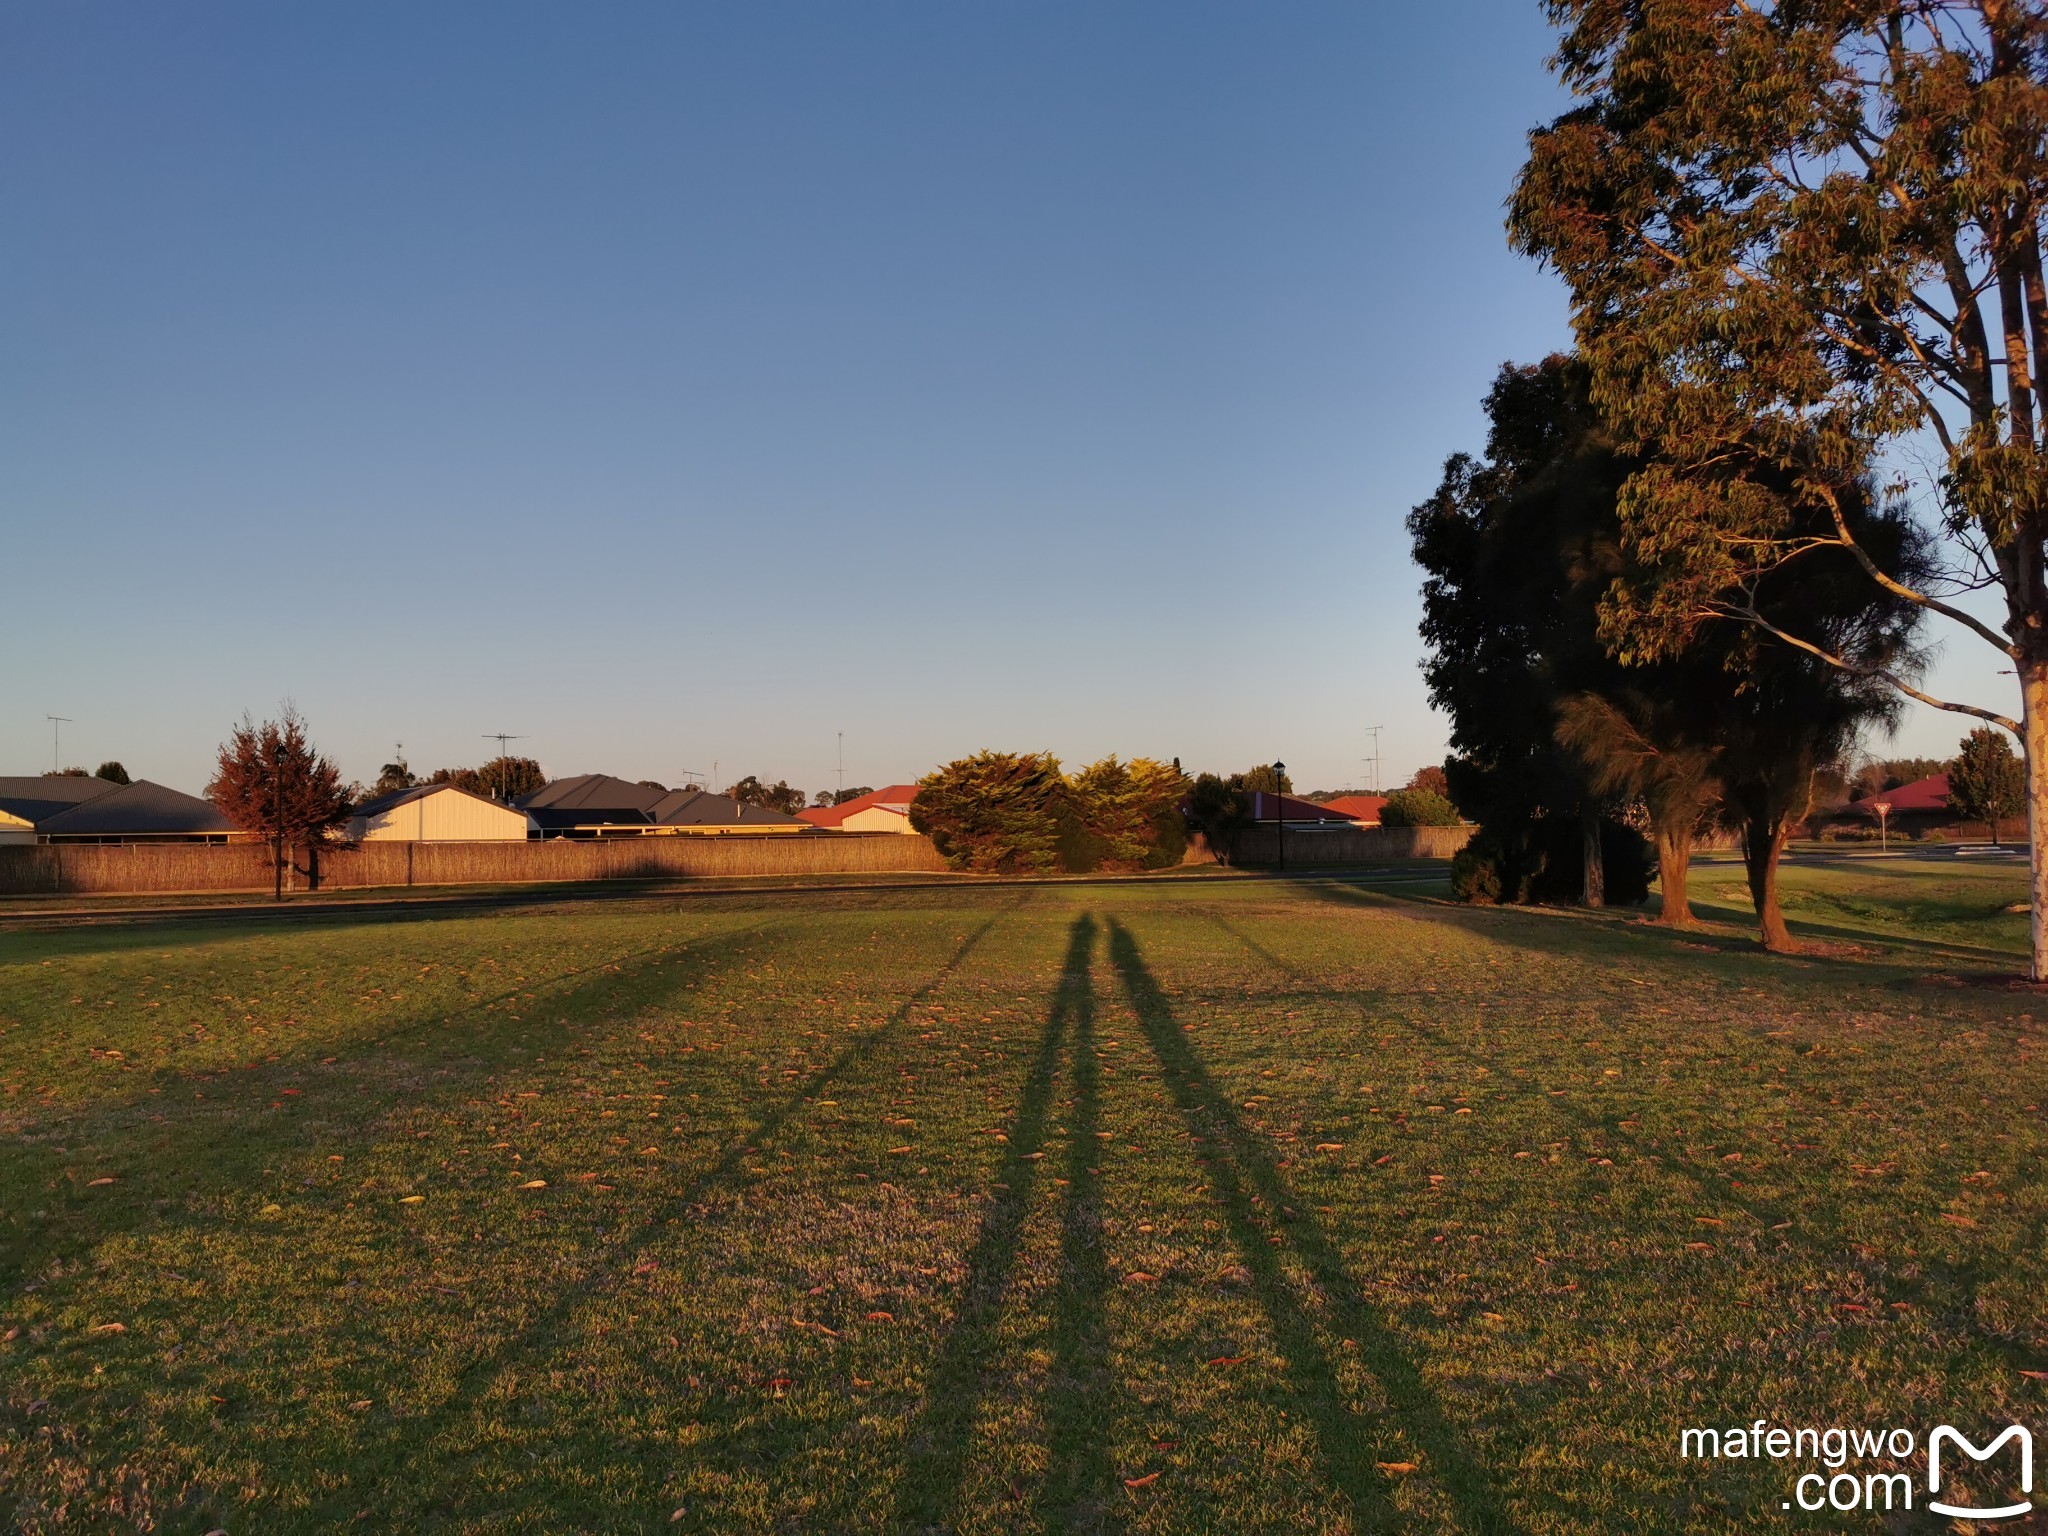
[
  {"x1": 866, "y1": 1311, "x2": 894, "y2": 1323},
  {"x1": 2021, "y1": 1370, "x2": 2048, "y2": 1381},
  {"x1": 1377, "y1": 1461, "x2": 1420, "y2": 1475},
  {"x1": 347, "y1": 1399, "x2": 372, "y2": 1411},
  {"x1": 1315, "y1": 1143, "x2": 1345, "y2": 1152},
  {"x1": 1685, "y1": 1242, "x2": 1714, "y2": 1252},
  {"x1": 1941, "y1": 1213, "x2": 1978, "y2": 1228},
  {"x1": 519, "y1": 1180, "x2": 547, "y2": 1190},
  {"x1": 87, "y1": 1177, "x2": 115, "y2": 1187},
  {"x1": 90, "y1": 1322, "x2": 126, "y2": 1334},
  {"x1": 1206, "y1": 1354, "x2": 1251, "y2": 1366},
  {"x1": 1125, "y1": 1271, "x2": 1159, "y2": 1284},
  {"x1": 399, "y1": 1195, "x2": 425, "y2": 1205},
  {"x1": 1124, "y1": 1472, "x2": 1160, "y2": 1489},
  {"x1": 1374, "y1": 1155, "x2": 1394, "y2": 1166},
  {"x1": 886, "y1": 1146, "x2": 913, "y2": 1156}
]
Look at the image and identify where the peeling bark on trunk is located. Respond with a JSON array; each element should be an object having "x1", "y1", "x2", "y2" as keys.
[
  {"x1": 1656, "y1": 826, "x2": 1694, "y2": 926},
  {"x1": 1582, "y1": 811, "x2": 1605, "y2": 908},
  {"x1": 1743, "y1": 817, "x2": 1795, "y2": 953}
]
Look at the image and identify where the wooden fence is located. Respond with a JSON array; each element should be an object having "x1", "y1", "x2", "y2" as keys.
[{"x1": 0, "y1": 833, "x2": 949, "y2": 898}]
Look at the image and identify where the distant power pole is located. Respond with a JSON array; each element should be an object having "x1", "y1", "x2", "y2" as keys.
[
  {"x1": 836, "y1": 731, "x2": 845, "y2": 799},
  {"x1": 1364, "y1": 724, "x2": 1385, "y2": 795},
  {"x1": 46, "y1": 716, "x2": 72, "y2": 773}
]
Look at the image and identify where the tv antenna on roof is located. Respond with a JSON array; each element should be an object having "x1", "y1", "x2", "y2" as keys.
[
  {"x1": 46, "y1": 716, "x2": 72, "y2": 774},
  {"x1": 1363, "y1": 724, "x2": 1385, "y2": 795},
  {"x1": 483, "y1": 732, "x2": 526, "y2": 757},
  {"x1": 836, "y1": 730, "x2": 844, "y2": 799}
]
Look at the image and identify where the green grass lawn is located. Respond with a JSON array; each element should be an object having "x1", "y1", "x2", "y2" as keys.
[{"x1": 3, "y1": 865, "x2": 2045, "y2": 1533}]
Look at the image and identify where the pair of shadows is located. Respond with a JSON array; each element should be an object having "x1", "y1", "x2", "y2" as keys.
[
  {"x1": 895, "y1": 914, "x2": 1515, "y2": 1536},
  {"x1": 893, "y1": 913, "x2": 1117, "y2": 1535}
]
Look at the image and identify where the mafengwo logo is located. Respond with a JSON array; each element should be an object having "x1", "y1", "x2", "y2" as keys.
[{"x1": 1679, "y1": 1421, "x2": 2033, "y2": 1517}]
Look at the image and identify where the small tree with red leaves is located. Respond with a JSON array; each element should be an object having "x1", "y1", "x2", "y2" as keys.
[{"x1": 207, "y1": 706, "x2": 353, "y2": 898}]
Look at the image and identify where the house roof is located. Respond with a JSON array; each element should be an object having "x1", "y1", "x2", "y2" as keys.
[
  {"x1": 35, "y1": 780, "x2": 232, "y2": 836},
  {"x1": 1250, "y1": 791, "x2": 1363, "y2": 824},
  {"x1": 797, "y1": 784, "x2": 919, "y2": 828},
  {"x1": 0, "y1": 775, "x2": 121, "y2": 826},
  {"x1": 516, "y1": 774, "x2": 670, "y2": 814},
  {"x1": 1318, "y1": 794, "x2": 1389, "y2": 824},
  {"x1": 352, "y1": 782, "x2": 521, "y2": 819},
  {"x1": 1854, "y1": 773, "x2": 1951, "y2": 814},
  {"x1": 649, "y1": 787, "x2": 803, "y2": 827}
]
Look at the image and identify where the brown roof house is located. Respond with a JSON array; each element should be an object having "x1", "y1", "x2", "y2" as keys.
[
  {"x1": 515, "y1": 774, "x2": 809, "y2": 836},
  {"x1": 0, "y1": 776, "x2": 234, "y2": 845}
]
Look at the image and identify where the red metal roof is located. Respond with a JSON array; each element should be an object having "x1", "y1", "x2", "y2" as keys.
[
  {"x1": 1853, "y1": 772, "x2": 1950, "y2": 814},
  {"x1": 1318, "y1": 793, "x2": 1389, "y2": 824},
  {"x1": 795, "y1": 784, "x2": 919, "y2": 828}
]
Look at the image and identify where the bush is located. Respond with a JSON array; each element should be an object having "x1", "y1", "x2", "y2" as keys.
[
  {"x1": 1447, "y1": 816, "x2": 1651, "y2": 906},
  {"x1": 1380, "y1": 788, "x2": 1462, "y2": 828},
  {"x1": 911, "y1": 752, "x2": 1072, "y2": 873}
]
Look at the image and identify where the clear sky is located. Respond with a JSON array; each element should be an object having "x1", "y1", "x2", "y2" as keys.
[{"x1": 1, "y1": 3, "x2": 2006, "y2": 798}]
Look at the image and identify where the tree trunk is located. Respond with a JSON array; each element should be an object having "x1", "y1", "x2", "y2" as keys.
[
  {"x1": 1582, "y1": 811, "x2": 1605, "y2": 908},
  {"x1": 1655, "y1": 826, "x2": 1694, "y2": 926},
  {"x1": 1743, "y1": 815, "x2": 1796, "y2": 953},
  {"x1": 2024, "y1": 663, "x2": 2048, "y2": 981}
]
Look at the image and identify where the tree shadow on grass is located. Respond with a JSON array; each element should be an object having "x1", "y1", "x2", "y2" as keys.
[
  {"x1": 1296, "y1": 875, "x2": 2029, "y2": 979},
  {"x1": 368, "y1": 910, "x2": 1016, "y2": 1523},
  {"x1": 0, "y1": 921, "x2": 785, "y2": 1288},
  {"x1": 1106, "y1": 918, "x2": 1517, "y2": 1536},
  {"x1": 1195, "y1": 907, "x2": 2048, "y2": 1399},
  {"x1": 891, "y1": 913, "x2": 1123, "y2": 1536}
]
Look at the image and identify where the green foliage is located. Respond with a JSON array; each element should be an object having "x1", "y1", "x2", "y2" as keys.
[
  {"x1": 1378, "y1": 788, "x2": 1461, "y2": 828},
  {"x1": 1948, "y1": 729, "x2": 2026, "y2": 844},
  {"x1": 370, "y1": 759, "x2": 417, "y2": 797},
  {"x1": 813, "y1": 785, "x2": 876, "y2": 807},
  {"x1": 48, "y1": 767, "x2": 91, "y2": 779},
  {"x1": 1510, "y1": 2, "x2": 2040, "y2": 728},
  {"x1": 1405, "y1": 764, "x2": 1452, "y2": 802},
  {"x1": 1446, "y1": 817, "x2": 1650, "y2": 908},
  {"x1": 94, "y1": 761, "x2": 131, "y2": 785},
  {"x1": 911, "y1": 752, "x2": 1072, "y2": 873},
  {"x1": 1069, "y1": 756, "x2": 1189, "y2": 872},
  {"x1": 912, "y1": 753, "x2": 1188, "y2": 873},
  {"x1": 429, "y1": 756, "x2": 547, "y2": 802},
  {"x1": 1183, "y1": 773, "x2": 1256, "y2": 866},
  {"x1": 1238, "y1": 763, "x2": 1292, "y2": 795},
  {"x1": 727, "y1": 776, "x2": 807, "y2": 816}
]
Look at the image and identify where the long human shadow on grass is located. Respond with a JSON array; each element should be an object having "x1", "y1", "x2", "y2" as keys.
[
  {"x1": 891, "y1": 914, "x2": 1122, "y2": 1536},
  {"x1": 371, "y1": 910, "x2": 1014, "y2": 1520},
  {"x1": 1198, "y1": 909, "x2": 2048, "y2": 1387},
  {"x1": 1107, "y1": 917, "x2": 1517, "y2": 1536},
  {"x1": 0, "y1": 923, "x2": 783, "y2": 1288}
]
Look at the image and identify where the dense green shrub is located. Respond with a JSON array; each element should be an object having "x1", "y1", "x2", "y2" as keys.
[
  {"x1": 912, "y1": 752, "x2": 1190, "y2": 874},
  {"x1": 1448, "y1": 817, "x2": 1651, "y2": 906},
  {"x1": 1380, "y1": 788, "x2": 1462, "y2": 828}
]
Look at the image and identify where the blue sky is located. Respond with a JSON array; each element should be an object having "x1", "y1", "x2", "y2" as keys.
[{"x1": 1, "y1": 3, "x2": 2004, "y2": 797}]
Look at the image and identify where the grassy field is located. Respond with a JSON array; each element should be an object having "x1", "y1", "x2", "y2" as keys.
[{"x1": 2, "y1": 860, "x2": 2045, "y2": 1533}]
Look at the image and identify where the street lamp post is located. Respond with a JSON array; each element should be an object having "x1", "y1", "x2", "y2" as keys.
[{"x1": 1273, "y1": 761, "x2": 1286, "y2": 873}]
